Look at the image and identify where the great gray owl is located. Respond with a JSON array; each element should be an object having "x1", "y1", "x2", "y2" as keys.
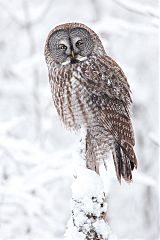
[{"x1": 44, "y1": 22, "x2": 137, "y2": 182}]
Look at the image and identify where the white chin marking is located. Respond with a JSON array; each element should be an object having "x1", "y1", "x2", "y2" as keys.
[
  {"x1": 62, "y1": 56, "x2": 87, "y2": 65},
  {"x1": 76, "y1": 56, "x2": 87, "y2": 61},
  {"x1": 62, "y1": 60, "x2": 70, "y2": 66}
]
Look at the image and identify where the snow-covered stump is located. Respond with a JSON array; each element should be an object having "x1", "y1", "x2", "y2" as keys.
[
  {"x1": 70, "y1": 169, "x2": 110, "y2": 240},
  {"x1": 66, "y1": 130, "x2": 111, "y2": 240}
]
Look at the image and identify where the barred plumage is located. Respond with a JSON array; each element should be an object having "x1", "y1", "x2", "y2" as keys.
[{"x1": 44, "y1": 22, "x2": 137, "y2": 182}]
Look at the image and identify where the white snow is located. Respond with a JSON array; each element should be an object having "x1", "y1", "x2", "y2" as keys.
[
  {"x1": 72, "y1": 169, "x2": 105, "y2": 201},
  {"x1": 66, "y1": 167, "x2": 110, "y2": 239}
]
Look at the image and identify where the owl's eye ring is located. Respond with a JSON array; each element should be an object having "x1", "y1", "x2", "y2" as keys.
[
  {"x1": 58, "y1": 44, "x2": 67, "y2": 50},
  {"x1": 75, "y1": 40, "x2": 83, "y2": 48}
]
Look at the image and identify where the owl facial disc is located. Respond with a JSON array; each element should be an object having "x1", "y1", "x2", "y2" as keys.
[{"x1": 47, "y1": 27, "x2": 94, "y2": 65}]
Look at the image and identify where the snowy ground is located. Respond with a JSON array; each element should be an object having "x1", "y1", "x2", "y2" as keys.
[{"x1": 0, "y1": 0, "x2": 159, "y2": 239}]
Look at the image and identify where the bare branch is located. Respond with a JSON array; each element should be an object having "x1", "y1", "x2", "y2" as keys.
[
  {"x1": 113, "y1": 0, "x2": 159, "y2": 21},
  {"x1": 0, "y1": 0, "x2": 54, "y2": 27},
  {"x1": 0, "y1": 1, "x2": 23, "y2": 26},
  {"x1": 91, "y1": 0, "x2": 101, "y2": 23}
]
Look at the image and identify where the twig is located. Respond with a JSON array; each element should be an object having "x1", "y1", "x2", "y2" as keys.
[{"x1": 113, "y1": 0, "x2": 159, "y2": 19}]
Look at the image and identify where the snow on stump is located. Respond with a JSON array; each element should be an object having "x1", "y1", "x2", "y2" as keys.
[{"x1": 66, "y1": 168, "x2": 110, "y2": 240}]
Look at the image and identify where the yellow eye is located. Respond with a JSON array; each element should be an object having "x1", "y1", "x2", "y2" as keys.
[
  {"x1": 76, "y1": 40, "x2": 83, "y2": 47},
  {"x1": 58, "y1": 44, "x2": 67, "y2": 50}
]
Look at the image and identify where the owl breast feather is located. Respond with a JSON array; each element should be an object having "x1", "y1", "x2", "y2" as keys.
[{"x1": 51, "y1": 64, "x2": 96, "y2": 130}]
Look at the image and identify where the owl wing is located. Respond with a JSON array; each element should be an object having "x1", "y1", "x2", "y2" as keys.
[
  {"x1": 84, "y1": 55, "x2": 137, "y2": 181},
  {"x1": 96, "y1": 56, "x2": 134, "y2": 143}
]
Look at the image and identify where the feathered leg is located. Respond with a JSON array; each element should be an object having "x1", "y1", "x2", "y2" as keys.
[{"x1": 85, "y1": 129, "x2": 100, "y2": 174}]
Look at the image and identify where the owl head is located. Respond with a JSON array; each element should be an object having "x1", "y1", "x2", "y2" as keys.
[{"x1": 45, "y1": 22, "x2": 105, "y2": 66}]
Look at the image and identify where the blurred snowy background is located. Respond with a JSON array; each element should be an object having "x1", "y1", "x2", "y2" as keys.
[{"x1": 0, "y1": 0, "x2": 159, "y2": 239}]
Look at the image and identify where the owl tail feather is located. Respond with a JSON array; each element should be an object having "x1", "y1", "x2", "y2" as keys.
[{"x1": 112, "y1": 141, "x2": 137, "y2": 183}]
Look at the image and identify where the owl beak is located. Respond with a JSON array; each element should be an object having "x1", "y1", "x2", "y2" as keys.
[
  {"x1": 71, "y1": 50, "x2": 75, "y2": 60},
  {"x1": 70, "y1": 50, "x2": 77, "y2": 64}
]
